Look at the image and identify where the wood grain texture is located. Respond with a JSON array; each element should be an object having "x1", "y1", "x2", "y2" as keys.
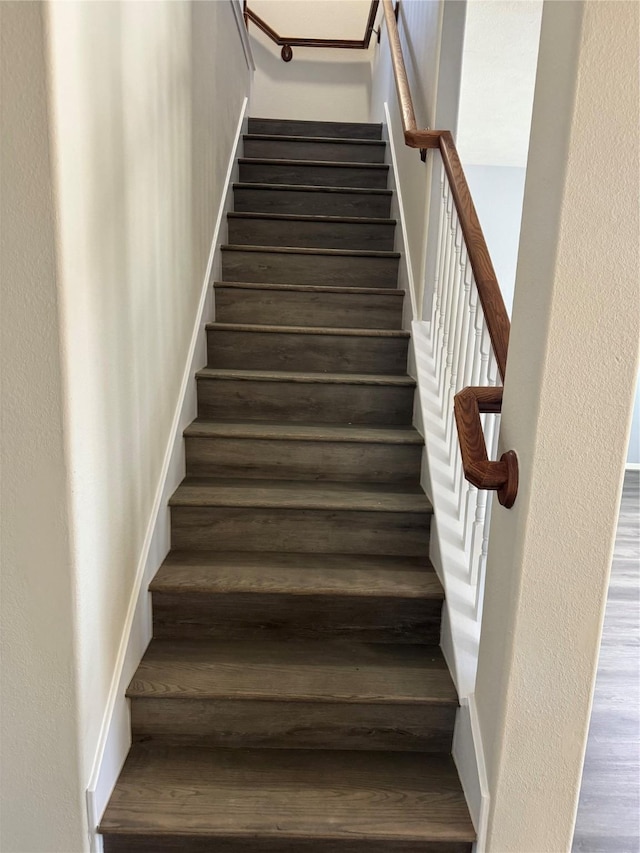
[
  {"x1": 247, "y1": 118, "x2": 383, "y2": 140},
  {"x1": 196, "y1": 369, "x2": 416, "y2": 425},
  {"x1": 381, "y1": 0, "x2": 417, "y2": 138},
  {"x1": 150, "y1": 552, "x2": 442, "y2": 643},
  {"x1": 572, "y1": 471, "x2": 640, "y2": 853},
  {"x1": 239, "y1": 159, "x2": 389, "y2": 190},
  {"x1": 131, "y1": 697, "x2": 455, "y2": 752},
  {"x1": 104, "y1": 835, "x2": 472, "y2": 853},
  {"x1": 151, "y1": 590, "x2": 443, "y2": 644},
  {"x1": 243, "y1": 135, "x2": 386, "y2": 164},
  {"x1": 233, "y1": 183, "x2": 393, "y2": 217},
  {"x1": 184, "y1": 420, "x2": 422, "y2": 482},
  {"x1": 100, "y1": 746, "x2": 475, "y2": 843},
  {"x1": 170, "y1": 506, "x2": 430, "y2": 556},
  {"x1": 206, "y1": 323, "x2": 409, "y2": 374},
  {"x1": 151, "y1": 552, "x2": 441, "y2": 598},
  {"x1": 105, "y1": 836, "x2": 472, "y2": 853},
  {"x1": 227, "y1": 212, "x2": 396, "y2": 251},
  {"x1": 183, "y1": 421, "x2": 423, "y2": 445},
  {"x1": 214, "y1": 281, "x2": 404, "y2": 329},
  {"x1": 128, "y1": 640, "x2": 457, "y2": 704},
  {"x1": 168, "y1": 478, "x2": 431, "y2": 514},
  {"x1": 221, "y1": 245, "x2": 400, "y2": 288},
  {"x1": 454, "y1": 386, "x2": 518, "y2": 507}
]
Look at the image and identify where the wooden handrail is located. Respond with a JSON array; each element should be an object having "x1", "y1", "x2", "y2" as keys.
[
  {"x1": 245, "y1": 2, "x2": 380, "y2": 63},
  {"x1": 438, "y1": 132, "x2": 510, "y2": 381},
  {"x1": 454, "y1": 388, "x2": 518, "y2": 508},
  {"x1": 381, "y1": 0, "x2": 517, "y2": 505}
]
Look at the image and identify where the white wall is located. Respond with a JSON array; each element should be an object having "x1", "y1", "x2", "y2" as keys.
[
  {"x1": 455, "y1": 0, "x2": 542, "y2": 315},
  {"x1": 249, "y1": 0, "x2": 375, "y2": 122},
  {"x1": 457, "y1": 0, "x2": 543, "y2": 169},
  {"x1": 0, "y1": 4, "x2": 86, "y2": 849},
  {"x1": 475, "y1": 2, "x2": 640, "y2": 848},
  {"x1": 464, "y1": 165, "x2": 527, "y2": 315},
  {"x1": 1, "y1": 3, "x2": 251, "y2": 849}
]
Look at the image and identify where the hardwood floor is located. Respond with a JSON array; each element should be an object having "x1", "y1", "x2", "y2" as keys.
[{"x1": 572, "y1": 470, "x2": 640, "y2": 853}]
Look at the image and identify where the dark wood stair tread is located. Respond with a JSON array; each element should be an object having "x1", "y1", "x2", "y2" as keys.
[
  {"x1": 222, "y1": 244, "x2": 400, "y2": 259},
  {"x1": 169, "y1": 478, "x2": 431, "y2": 513},
  {"x1": 248, "y1": 117, "x2": 383, "y2": 139},
  {"x1": 184, "y1": 419, "x2": 422, "y2": 444},
  {"x1": 244, "y1": 133, "x2": 387, "y2": 147},
  {"x1": 100, "y1": 745, "x2": 475, "y2": 843},
  {"x1": 127, "y1": 639, "x2": 457, "y2": 704},
  {"x1": 151, "y1": 551, "x2": 442, "y2": 599},
  {"x1": 234, "y1": 180, "x2": 392, "y2": 196},
  {"x1": 197, "y1": 367, "x2": 415, "y2": 386},
  {"x1": 228, "y1": 211, "x2": 396, "y2": 225},
  {"x1": 214, "y1": 280, "x2": 405, "y2": 296},
  {"x1": 239, "y1": 157, "x2": 389, "y2": 171},
  {"x1": 206, "y1": 321, "x2": 409, "y2": 338}
]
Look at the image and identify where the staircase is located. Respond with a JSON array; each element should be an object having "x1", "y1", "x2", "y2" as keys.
[{"x1": 100, "y1": 118, "x2": 475, "y2": 852}]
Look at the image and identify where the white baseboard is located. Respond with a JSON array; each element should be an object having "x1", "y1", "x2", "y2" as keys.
[
  {"x1": 229, "y1": 0, "x2": 255, "y2": 71},
  {"x1": 84, "y1": 96, "x2": 249, "y2": 852},
  {"x1": 382, "y1": 102, "x2": 418, "y2": 322},
  {"x1": 453, "y1": 694, "x2": 490, "y2": 850}
]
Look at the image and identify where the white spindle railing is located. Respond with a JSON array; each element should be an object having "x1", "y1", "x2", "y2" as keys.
[{"x1": 426, "y1": 160, "x2": 506, "y2": 608}]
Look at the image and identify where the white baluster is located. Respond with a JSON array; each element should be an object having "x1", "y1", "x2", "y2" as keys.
[
  {"x1": 474, "y1": 406, "x2": 501, "y2": 620},
  {"x1": 474, "y1": 490, "x2": 493, "y2": 621},
  {"x1": 429, "y1": 168, "x2": 447, "y2": 349},
  {"x1": 455, "y1": 277, "x2": 477, "y2": 496},
  {"x1": 440, "y1": 215, "x2": 462, "y2": 410},
  {"x1": 435, "y1": 186, "x2": 453, "y2": 385},
  {"x1": 448, "y1": 245, "x2": 472, "y2": 457},
  {"x1": 461, "y1": 285, "x2": 484, "y2": 552},
  {"x1": 469, "y1": 486, "x2": 487, "y2": 587}
]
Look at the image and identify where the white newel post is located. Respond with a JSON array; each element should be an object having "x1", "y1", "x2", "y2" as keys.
[{"x1": 474, "y1": 2, "x2": 640, "y2": 850}]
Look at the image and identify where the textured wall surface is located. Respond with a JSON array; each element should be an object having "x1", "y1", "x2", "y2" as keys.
[
  {"x1": 46, "y1": 0, "x2": 250, "y2": 795},
  {"x1": 475, "y1": 3, "x2": 640, "y2": 849},
  {"x1": 0, "y1": 3, "x2": 86, "y2": 850},
  {"x1": 457, "y1": 0, "x2": 543, "y2": 168},
  {"x1": 1, "y1": 4, "x2": 251, "y2": 850}
]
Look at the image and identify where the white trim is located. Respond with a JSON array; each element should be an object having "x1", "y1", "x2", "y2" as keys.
[
  {"x1": 452, "y1": 694, "x2": 490, "y2": 851},
  {"x1": 383, "y1": 102, "x2": 418, "y2": 320},
  {"x1": 229, "y1": 0, "x2": 255, "y2": 71},
  {"x1": 625, "y1": 462, "x2": 640, "y2": 471},
  {"x1": 85, "y1": 97, "x2": 249, "y2": 852}
]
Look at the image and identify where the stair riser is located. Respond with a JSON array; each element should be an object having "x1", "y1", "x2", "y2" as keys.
[
  {"x1": 131, "y1": 698, "x2": 454, "y2": 752},
  {"x1": 244, "y1": 138, "x2": 386, "y2": 164},
  {"x1": 227, "y1": 216, "x2": 395, "y2": 251},
  {"x1": 222, "y1": 249, "x2": 399, "y2": 288},
  {"x1": 197, "y1": 378, "x2": 415, "y2": 425},
  {"x1": 170, "y1": 507, "x2": 430, "y2": 556},
  {"x1": 104, "y1": 835, "x2": 473, "y2": 853},
  {"x1": 248, "y1": 118, "x2": 383, "y2": 140},
  {"x1": 185, "y1": 436, "x2": 422, "y2": 483},
  {"x1": 234, "y1": 186, "x2": 392, "y2": 218},
  {"x1": 239, "y1": 161, "x2": 389, "y2": 189},
  {"x1": 215, "y1": 286, "x2": 404, "y2": 330},
  {"x1": 152, "y1": 592, "x2": 441, "y2": 643},
  {"x1": 207, "y1": 329, "x2": 408, "y2": 374}
]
